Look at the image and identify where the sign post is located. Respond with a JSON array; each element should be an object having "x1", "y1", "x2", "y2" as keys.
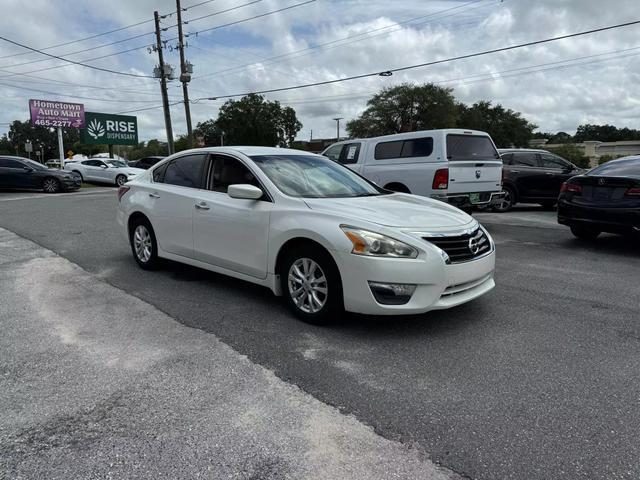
[{"x1": 29, "y1": 99, "x2": 85, "y2": 169}]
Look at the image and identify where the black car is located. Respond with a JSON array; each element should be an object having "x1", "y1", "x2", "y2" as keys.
[
  {"x1": 558, "y1": 156, "x2": 640, "y2": 240},
  {"x1": 0, "y1": 156, "x2": 81, "y2": 193},
  {"x1": 495, "y1": 149, "x2": 584, "y2": 211},
  {"x1": 128, "y1": 156, "x2": 164, "y2": 170}
]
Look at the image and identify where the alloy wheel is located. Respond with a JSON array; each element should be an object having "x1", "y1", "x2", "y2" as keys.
[
  {"x1": 116, "y1": 175, "x2": 127, "y2": 186},
  {"x1": 43, "y1": 178, "x2": 59, "y2": 193},
  {"x1": 495, "y1": 189, "x2": 514, "y2": 212},
  {"x1": 133, "y1": 225, "x2": 153, "y2": 263},
  {"x1": 287, "y1": 258, "x2": 328, "y2": 313}
]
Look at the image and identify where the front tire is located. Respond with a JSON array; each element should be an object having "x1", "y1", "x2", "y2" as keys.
[
  {"x1": 493, "y1": 186, "x2": 515, "y2": 212},
  {"x1": 116, "y1": 174, "x2": 127, "y2": 187},
  {"x1": 570, "y1": 225, "x2": 600, "y2": 240},
  {"x1": 129, "y1": 218, "x2": 160, "y2": 269},
  {"x1": 42, "y1": 177, "x2": 60, "y2": 193},
  {"x1": 280, "y1": 245, "x2": 343, "y2": 325}
]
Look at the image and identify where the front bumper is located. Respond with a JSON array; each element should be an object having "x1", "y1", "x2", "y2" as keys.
[
  {"x1": 432, "y1": 191, "x2": 504, "y2": 208},
  {"x1": 334, "y1": 246, "x2": 496, "y2": 316},
  {"x1": 60, "y1": 176, "x2": 81, "y2": 191}
]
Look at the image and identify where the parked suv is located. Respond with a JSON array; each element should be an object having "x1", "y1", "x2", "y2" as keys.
[
  {"x1": 322, "y1": 129, "x2": 503, "y2": 209},
  {"x1": 496, "y1": 149, "x2": 585, "y2": 211}
]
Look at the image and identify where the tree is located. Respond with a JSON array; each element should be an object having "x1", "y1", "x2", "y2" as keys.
[
  {"x1": 6, "y1": 120, "x2": 81, "y2": 160},
  {"x1": 545, "y1": 144, "x2": 590, "y2": 169},
  {"x1": 215, "y1": 94, "x2": 302, "y2": 147},
  {"x1": 457, "y1": 101, "x2": 537, "y2": 148},
  {"x1": 194, "y1": 119, "x2": 223, "y2": 147},
  {"x1": 346, "y1": 83, "x2": 458, "y2": 137},
  {"x1": 574, "y1": 124, "x2": 640, "y2": 142}
]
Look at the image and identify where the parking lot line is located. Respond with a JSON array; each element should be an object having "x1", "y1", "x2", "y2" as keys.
[{"x1": 0, "y1": 188, "x2": 115, "y2": 202}]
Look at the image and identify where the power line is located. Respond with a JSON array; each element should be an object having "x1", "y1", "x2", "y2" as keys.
[
  {"x1": 194, "y1": 19, "x2": 640, "y2": 100},
  {"x1": 190, "y1": 0, "x2": 491, "y2": 81},
  {"x1": 186, "y1": 0, "x2": 265, "y2": 24},
  {"x1": 0, "y1": 35, "x2": 154, "y2": 78},
  {"x1": 116, "y1": 101, "x2": 184, "y2": 115},
  {"x1": 0, "y1": 0, "x2": 219, "y2": 61}
]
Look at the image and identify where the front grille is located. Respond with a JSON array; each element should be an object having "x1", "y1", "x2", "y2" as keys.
[{"x1": 423, "y1": 228, "x2": 491, "y2": 263}]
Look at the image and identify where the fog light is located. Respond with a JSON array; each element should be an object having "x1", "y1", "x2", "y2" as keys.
[{"x1": 368, "y1": 282, "x2": 416, "y2": 305}]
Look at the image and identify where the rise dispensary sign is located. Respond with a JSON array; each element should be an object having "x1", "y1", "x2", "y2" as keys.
[
  {"x1": 29, "y1": 99, "x2": 85, "y2": 128},
  {"x1": 80, "y1": 112, "x2": 138, "y2": 146}
]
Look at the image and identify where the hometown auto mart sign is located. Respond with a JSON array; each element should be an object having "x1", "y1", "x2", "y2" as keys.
[
  {"x1": 29, "y1": 99, "x2": 85, "y2": 128},
  {"x1": 80, "y1": 112, "x2": 138, "y2": 146}
]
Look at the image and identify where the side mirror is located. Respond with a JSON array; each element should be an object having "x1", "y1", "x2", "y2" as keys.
[
  {"x1": 100, "y1": 164, "x2": 108, "y2": 169},
  {"x1": 227, "y1": 184, "x2": 263, "y2": 200},
  {"x1": 23, "y1": 166, "x2": 34, "y2": 172},
  {"x1": 562, "y1": 165, "x2": 573, "y2": 173}
]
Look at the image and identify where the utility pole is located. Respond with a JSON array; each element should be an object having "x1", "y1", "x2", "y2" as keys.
[
  {"x1": 175, "y1": 0, "x2": 193, "y2": 148},
  {"x1": 332, "y1": 117, "x2": 343, "y2": 142},
  {"x1": 154, "y1": 10, "x2": 175, "y2": 155}
]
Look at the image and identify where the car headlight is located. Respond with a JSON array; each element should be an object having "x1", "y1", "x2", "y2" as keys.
[{"x1": 340, "y1": 226, "x2": 418, "y2": 258}]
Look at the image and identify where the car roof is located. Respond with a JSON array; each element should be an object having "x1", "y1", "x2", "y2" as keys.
[
  {"x1": 171, "y1": 146, "x2": 319, "y2": 157},
  {"x1": 0, "y1": 155, "x2": 29, "y2": 161},
  {"x1": 498, "y1": 148, "x2": 550, "y2": 154},
  {"x1": 332, "y1": 129, "x2": 491, "y2": 144}
]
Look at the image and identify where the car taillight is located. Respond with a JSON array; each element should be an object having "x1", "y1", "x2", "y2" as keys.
[
  {"x1": 432, "y1": 168, "x2": 448, "y2": 190},
  {"x1": 117, "y1": 186, "x2": 130, "y2": 202},
  {"x1": 626, "y1": 187, "x2": 640, "y2": 196},
  {"x1": 560, "y1": 182, "x2": 581, "y2": 193}
]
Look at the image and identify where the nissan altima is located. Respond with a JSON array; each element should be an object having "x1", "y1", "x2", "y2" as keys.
[{"x1": 116, "y1": 147, "x2": 496, "y2": 324}]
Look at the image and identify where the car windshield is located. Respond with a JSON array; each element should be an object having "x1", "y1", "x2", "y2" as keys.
[
  {"x1": 22, "y1": 158, "x2": 47, "y2": 170},
  {"x1": 250, "y1": 154, "x2": 385, "y2": 198},
  {"x1": 105, "y1": 160, "x2": 127, "y2": 168}
]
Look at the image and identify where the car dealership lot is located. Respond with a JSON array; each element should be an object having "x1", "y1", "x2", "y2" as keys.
[{"x1": 1, "y1": 193, "x2": 639, "y2": 480}]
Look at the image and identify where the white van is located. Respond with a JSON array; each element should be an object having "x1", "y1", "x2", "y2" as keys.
[{"x1": 322, "y1": 129, "x2": 503, "y2": 208}]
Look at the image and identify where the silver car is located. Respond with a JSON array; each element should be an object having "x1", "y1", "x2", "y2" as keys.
[{"x1": 65, "y1": 159, "x2": 144, "y2": 186}]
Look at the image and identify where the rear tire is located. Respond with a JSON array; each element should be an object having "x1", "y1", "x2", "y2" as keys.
[
  {"x1": 493, "y1": 186, "x2": 516, "y2": 212},
  {"x1": 129, "y1": 217, "x2": 161, "y2": 269},
  {"x1": 280, "y1": 245, "x2": 343, "y2": 325},
  {"x1": 570, "y1": 225, "x2": 600, "y2": 240},
  {"x1": 42, "y1": 177, "x2": 60, "y2": 193}
]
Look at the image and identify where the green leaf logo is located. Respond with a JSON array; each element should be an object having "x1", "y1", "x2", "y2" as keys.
[{"x1": 87, "y1": 119, "x2": 105, "y2": 139}]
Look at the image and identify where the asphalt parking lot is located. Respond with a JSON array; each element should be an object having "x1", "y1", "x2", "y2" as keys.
[{"x1": 1, "y1": 190, "x2": 639, "y2": 480}]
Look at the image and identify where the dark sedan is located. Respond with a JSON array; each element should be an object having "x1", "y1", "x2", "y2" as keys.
[
  {"x1": 0, "y1": 156, "x2": 81, "y2": 193},
  {"x1": 496, "y1": 149, "x2": 584, "y2": 211},
  {"x1": 558, "y1": 156, "x2": 640, "y2": 240},
  {"x1": 128, "y1": 156, "x2": 164, "y2": 170}
]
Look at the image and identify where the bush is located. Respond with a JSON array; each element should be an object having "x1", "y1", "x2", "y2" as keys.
[
  {"x1": 597, "y1": 154, "x2": 626, "y2": 165},
  {"x1": 545, "y1": 144, "x2": 590, "y2": 168}
]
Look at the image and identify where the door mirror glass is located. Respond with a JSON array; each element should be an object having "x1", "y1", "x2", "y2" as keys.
[{"x1": 227, "y1": 184, "x2": 263, "y2": 200}]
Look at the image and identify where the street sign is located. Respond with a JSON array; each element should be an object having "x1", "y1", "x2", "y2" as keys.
[
  {"x1": 80, "y1": 112, "x2": 138, "y2": 146},
  {"x1": 24, "y1": 142, "x2": 33, "y2": 152},
  {"x1": 29, "y1": 99, "x2": 85, "y2": 128}
]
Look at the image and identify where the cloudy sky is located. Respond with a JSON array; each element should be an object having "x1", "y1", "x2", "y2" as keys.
[{"x1": 1, "y1": 0, "x2": 639, "y2": 144}]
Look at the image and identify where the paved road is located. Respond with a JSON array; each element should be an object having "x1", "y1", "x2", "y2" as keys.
[
  {"x1": 0, "y1": 227, "x2": 452, "y2": 480},
  {"x1": 1, "y1": 191, "x2": 639, "y2": 480}
]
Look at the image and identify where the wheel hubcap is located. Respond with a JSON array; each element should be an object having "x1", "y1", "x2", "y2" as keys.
[
  {"x1": 498, "y1": 191, "x2": 512, "y2": 210},
  {"x1": 133, "y1": 225, "x2": 152, "y2": 263},
  {"x1": 44, "y1": 179, "x2": 57, "y2": 192},
  {"x1": 117, "y1": 176, "x2": 126, "y2": 186},
  {"x1": 288, "y1": 258, "x2": 327, "y2": 313}
]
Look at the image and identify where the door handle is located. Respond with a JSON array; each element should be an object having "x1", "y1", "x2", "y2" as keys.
[
  {"x1": 149, "y1": 192, "x2": 160, "y2": 198},
  {"x1": 545, "y1": 172, "x2": 554, "y2": 176},
  {"x1": 195, "y1": 202, "x2": 210, "y2": 210},
  {"x1": 511, "y1": 170, "x2": 519, "y2": 174}
]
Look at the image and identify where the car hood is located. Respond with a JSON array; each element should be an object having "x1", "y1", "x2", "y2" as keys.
[{"x1": 304, "y1": 193, "x2": 474, "y2": 228}]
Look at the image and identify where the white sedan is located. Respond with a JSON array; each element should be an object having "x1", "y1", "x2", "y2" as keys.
[
  {"x1": 116, "y1": 147, "x2": 495, "y2": 324},
  {"x1": 65, "y1": 158, "x2": 144, "y2": 186}
]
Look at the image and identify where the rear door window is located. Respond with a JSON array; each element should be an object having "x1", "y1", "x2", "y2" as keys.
[
  {"x1": 0, "y1": 158, "x2": 23, "y2": 168},
  {"x1": 374, "y1": 137, "x2": 433, "y2": 160},
  {"x1": 339, "y1": 143, "x2": 361, "y2": 164},
  {"x1": 512, "y1": 152, "x2": 538, "y2": 167},
  {"x1": 446, "y1": 134, "x2": 498, "y2": 161},
  {"x1": 162, "y1": 154, "x2": 207, "y2": 188}
]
